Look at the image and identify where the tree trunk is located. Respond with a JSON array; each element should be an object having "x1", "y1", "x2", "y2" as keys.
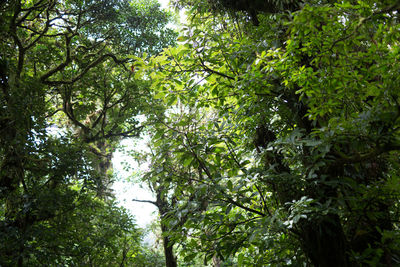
[
  {"x1": 156, "y1": 188, "x2": 177, "y2": 267},
  {"x1": 89, "y1": 140, "x2": 114, "y2": 199},
  {"x1": 299, "y1": 214, "x2": 350, "y2": 267},
  {"x1": 162, "y1": 232, "x2": 177, "y2": 267},
  {"x1": 212, "y1": 255, "x2": 222, "y2": 267}
]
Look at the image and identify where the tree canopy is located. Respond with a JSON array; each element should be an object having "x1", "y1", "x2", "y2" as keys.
[
  {"x1": 0, "y1": 0, "x2": 175, "y2": 265},
  {"x1": 136, "y1": 0, "x2": 400, "y2": 266},
  {"x1": 2, "y1": 0, "x2": 400, "y2": 266}
]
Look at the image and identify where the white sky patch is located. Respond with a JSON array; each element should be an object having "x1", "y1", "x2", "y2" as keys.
[
  {"x1": 158, "y1": 0, "x2": 169, "y2": 9},
  {"x1": 159, "y1": 0, "x2": 187, "y2": 26},
  {"x1": 112, "y1": 137, "x2": 157, "y2": 244}
]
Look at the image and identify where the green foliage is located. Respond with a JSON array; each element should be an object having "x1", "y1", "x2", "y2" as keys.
[
  {"x1": 138, "y1": 0, "x2": 400, "y2": 265},
  {"x1": 0, "y1": 0, "x2": 176, "y2": 265},
  {"x1": 3, "y1": 0, "x2": 400, "y2": 265},
  {"x1": 3, "y1": 196, "x2": 143, "y2": 266}
]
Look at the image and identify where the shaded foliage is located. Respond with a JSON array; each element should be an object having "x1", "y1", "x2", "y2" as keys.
[
  {"x1": 137, "y1": 0, "x2": 400, "y2": 266},
  {"x1": 0, "y1": 0, "x2": 176, "y2": 265}
]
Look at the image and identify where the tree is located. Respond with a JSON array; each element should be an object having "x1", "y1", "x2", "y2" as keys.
[
  {"x1": 2, "y1": 193, "x2": 144, "y2": 266},
  {"x1": 139, "y1": 0, "x2": 400, "y2": 265},
  {"x1": 0, "y1": 0, "x2": 176, "y2": 265}
]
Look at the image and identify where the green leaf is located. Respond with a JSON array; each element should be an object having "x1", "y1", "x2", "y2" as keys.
[{"x1": 183, "y1": 157, "x2": 193, "y2": 167}]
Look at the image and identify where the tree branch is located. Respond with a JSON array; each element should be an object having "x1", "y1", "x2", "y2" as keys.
[
  {"x1": 198, "y1": 56, "x2": 235, "y2": 80},
  {"x1": 132, "y1": 198, "x2": 157, "y2": 206},
  {"x1": 41, "y1": 53, "x2": 127, "y2": 85}
]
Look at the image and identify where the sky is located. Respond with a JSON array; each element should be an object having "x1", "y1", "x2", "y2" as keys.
[
  {"x1": 159, "y1": 0, "x2": 169, "y2": 9},
  {"x1": 112, "y1": 137, "x2": 158, "y2": 246},
  {"x1": 112, "y1": 138, "x2": 156, "y2": 228}
]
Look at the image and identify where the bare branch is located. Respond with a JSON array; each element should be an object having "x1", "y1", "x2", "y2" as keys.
[
  {"x1": 41, "y1": 53, "x2": 128, "y2": 85},
  {"x1": 132, "y1": 199, "x2": 157, "y2": 206},
  {"x1": 197, "y1": 56, "x2": 235, "y2": 80}
]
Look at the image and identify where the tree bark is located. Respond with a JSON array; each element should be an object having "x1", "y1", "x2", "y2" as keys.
[
  {"x1": 156, "y1": 188, "x2": 177, "y2": 267},
  {"x1": 299, "y1": 214, "x2": 350, "y2": 267},
  {"x1": 161, "y1": 229, "x2": 177, "y2": 267}
]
